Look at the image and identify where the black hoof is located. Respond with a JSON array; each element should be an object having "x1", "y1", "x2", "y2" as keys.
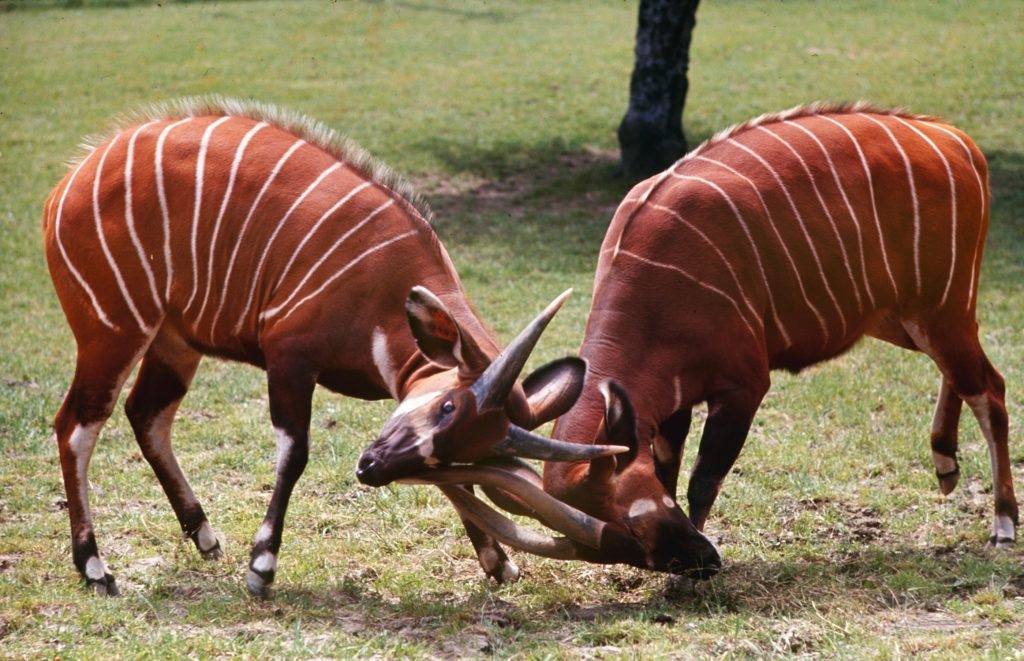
[
  {"x1": 987, "y1": 535, "x2": 1015, "y2": 549},
  {"x1": 246, "y1": 568, "x2": 274, "y2": 598},
  {"x1": 936, "y1": 468, "x2": 960, "y2": 496},
  {"x1": 87, "y1": 573, "x2": 119, "y2": 597},
  {"x1": 200, "y1": 541, "x2": 224, "y2": 560}
]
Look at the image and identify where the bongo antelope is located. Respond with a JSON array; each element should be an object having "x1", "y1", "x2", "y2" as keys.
[
  {"x1": 43, "y1": 98, "x2": 619, "y2": 596},
  {"x1": 389, "y1": 103, "x2": 1016, "y2": 578}
]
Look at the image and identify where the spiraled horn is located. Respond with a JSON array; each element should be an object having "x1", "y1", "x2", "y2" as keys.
[
  {"x1": 400, "y1": 464, "x2": 604, "y2": 550},
  {"x1": 493, "y1": 425, "x2": 629, "y2": 462},
  {"x1": 439, "y1": 485, "x2": 578, "y2": 560},
  {"x1": 470, "y1": 289, "x2": 572, "y2": 412}
]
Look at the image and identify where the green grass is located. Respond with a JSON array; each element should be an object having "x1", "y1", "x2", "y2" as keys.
[{"x1": 2, "y1": 0, "x2": 1023, "y2": 657}]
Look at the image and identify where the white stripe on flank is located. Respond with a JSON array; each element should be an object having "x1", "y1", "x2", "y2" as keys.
[
  {"x1": 54, "y1": 148, "x2": 117, "y2": 330},
  {"x1": 614, "y1": 167, "x2": 678, "y2": 258},
  {"x1": 693, "y1": 154, "x2": 829, "y2": 341},
  {"x1": 372, "y1": 328, "x2": 398, "y2": 398},
  {"x1": 124, "y1": 121, "x2": 164, "y2": 314},
  {"x1": 270, "y1": 230, "x2": 418, "y2": 324},
  {"x1": 669, "y1": 172, "x2": 791, "y2": 346},
  {"x1": 784, "y1": 119, "x2": 875, "y2": 308},
  {"x1": 858, "y1": 113, "x2": 921, "y2": 293},
  {"x1": 184, "y1": 116, "x2": 233, "y2": 314},
  {"x1": 93, "y1": 134, "x2": 150, "y2": 334},
  {"x1": 195, "y1": 121, "x2": 269, "y2": 326},
  {"x1": 647, "y1": 200, "x2": 766, "y2": 342},
  {"x1": 617, "y1": 249, "x2": 759, "y2": 341},
  {"x1": 261, "y1": 199, "x2": 396, "y2": 320},
  {"x1": 816, "y1": 115, "x2": 899, "y2": 299},
  {"x1": 233, "y1": 161, "x2": 343, "y2": 333},
  {"x1": 892, "y1": 117, "x2": 959, "y2": 308},
  {"x1": 211, "y1": 138, "x2": 306, "y2": 337},
  {"x1": 267, "y1": 181, "x2": 373, "y2": 300},
  {"x1": 726, "y1": 138, "x2": 848, "y2": 338},
  {"x1": 155, "y1": 117, "x2": 194, "y2": 299},
  {"x1": 757, "y1": 125, "x2": 864, "y2": 314},
  {"x1": 927, "y1": 123, "x2": 986, "y2": 311}
]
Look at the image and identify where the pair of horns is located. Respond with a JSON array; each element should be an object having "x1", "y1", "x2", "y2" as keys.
[
  {"x1": 399, "y1": 463, "x2": 604, "y2": 560},
  {"x1": 470, "y1": 289, "x2": 627, "y2": 463}
]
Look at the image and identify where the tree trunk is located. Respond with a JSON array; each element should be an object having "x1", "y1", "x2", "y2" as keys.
[{"x1": 618, "y1": 0, "x2": 700, "y2": 181}]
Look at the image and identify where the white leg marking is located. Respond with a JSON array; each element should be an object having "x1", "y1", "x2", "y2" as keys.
[
  {"x1": 784, "y1": 119, "x2": 875, "y2": 308},
  {"x1": 251, "y1": 550, "x2": 277, "y2": 574},
  {"x1": 816, "y1": 114, "x2": 900, "y2": 299},
  {"x1": 184, "y1": 116, "x2": 233, "y2": 314},
  {"x1": 84, "y1": 556, "x2": 108, "y2": 581},
  {"x1": 628, "y1": 498, "x2": 658, "y2": 519},
  {"x1": 53, "y1": 147, "x2": 118, "y2": 330},
  {"x1": 727, "y1": 138, "x2": 848, "y2": 338},
  {"x1": 274, "y1": 428, "x2": 294, "y2": 472},
  {"x1": 756, "y1": 125, "x2": 864, "y2": 313},
  {"x1": 260, "y1": 197, "x2": 392, "y2": 320},
  {"x1": 268, "y1": 229, "x2": 418, "y2": 324},
  {"x1": 926, "y1": 124, "x2": 987, "y2": 312},
  {"x1": 196, "y1": 521, "x2": 218, "y2": 551},
  {"x1": 155, "y1": 117, "x2": 195, "y2": 299},
  {"x1": 93, "y1": 133, "x2": 151, "y2": 334},
  {"x1": 211, "y1": 138, "x2": 306, "y2": 337},
  {"x1": 693, "y1": 154, "x2": 829, "y2": 342},
  {"x1": 893, "y1": 117, "x2": 958, "y2": 307},
  {"x1": 617, "y1": 249, "x2": 759, "y2": 341},
  {"x1": 857, "y1": 113, "x2": 921, "y2": 294},
  {"x1": 646, "y1": 201, "x2": 764, "y2": 341},
  {"x1": 499, "y1": 559, "x2": 520, "y2": 583},
  {"x1": 254, "y1": 521, "x2": 274, "y2": 545},
  {"x1": 994, "y1": 514, "x2": 1015, "y2": 541},
  {"x1": 69, "y1": 422, "x2": 103, "y2": 532},
  {"x1": 195, "y1": 121, "x2": 269, "y2": 327},
  {"x1": 667, "y1": 173, "x2": 791, "y2": 345},
  {"x1": 371, "y1": 328, "x2": 398, "y2": 398},
  {"x1": 234, "y1": 161, "x2": 343, "y2": 333},
  {"x1": 124, "y1": 120, "x2": 164, "y2": 314}
]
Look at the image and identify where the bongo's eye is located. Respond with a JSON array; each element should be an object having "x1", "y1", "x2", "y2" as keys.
[{"x1": 440, "y1": 400, "x2": 455, "y2": 415}]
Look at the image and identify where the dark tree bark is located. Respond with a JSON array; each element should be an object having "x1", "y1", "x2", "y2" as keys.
[{"x1": 618, "y1": 0, "x2": 700, "y2": 181}]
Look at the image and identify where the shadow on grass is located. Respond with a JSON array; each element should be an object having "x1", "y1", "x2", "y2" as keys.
[{"x1": 984, "y1": 149, "x2": 1024, "y2": 293}]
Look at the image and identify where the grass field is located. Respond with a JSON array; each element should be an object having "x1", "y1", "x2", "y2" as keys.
[{"x1": 2, "y1": 0, "x2": 1023, "y2": 657}]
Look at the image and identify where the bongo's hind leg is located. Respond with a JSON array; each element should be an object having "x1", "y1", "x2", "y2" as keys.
[
  {"x1": 904, "y1": 320, "x2": 1018, "y2": 546},
  {"x1": 55, "y1": 335, "x2": 153, "y2": 596},
  {"x1": 930, "y1": 377, "x2": 964, "y2": 495},
  {"x1": 124, "y1": 329, "x2": 220, "y2": 557}
]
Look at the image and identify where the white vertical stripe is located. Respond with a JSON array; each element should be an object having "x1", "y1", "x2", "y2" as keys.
[
  {"x1": 266, "y1": 181, "x2": 373, "y2": 300},
  {"x1": 693, "y1": 154, "x2": 829, "y2": 342},
  {"x1": 372, "y1": 327, "x2": 398, "y2": 398},
  {"x1": 784, "y1": 119, "x2": 875, "y2": 307},
  {"x1": 927, "y1": 123, "x2": 987, "y2": 312},
  {"x1": 858, "y1": 113, "x2": 921, "y2": 294},
  {"x1": 892, "y1": 117, "x2": 959, "y2": 308},
  {"x1": 756, "y1": 126, "x2": 864, "y2": 313},
  {"x1": 271, "y1": 230, "x2": 418, "y2": 324},
  {"x1": 233, "y1": 161, "x2": 343, "y2": 333},
  {"x1": 617, "y1": 249, "x2": 758, "y2": 341},
  {"x1": 92, "y1": 135, "x2": 150, "y2": 334},
  {"x1": 261, "y1": 198, "x2": 395, "y2": 320},
  {"x1": 815, "y1": 115, "x2": 899, "y2": 299},
  {"x1": 124, "y1": 120, "x2": 164, "y2": 314},
  {"x1": 195, "y1": 121, "x2": 269, "y2": 326},
  {"x1": 53, "y1": 148, "x2": 118, "y2": 330},
  {"x1": 183, "y1": 116, "x2": 233, "y2": 314},
  {"x1": 647, "y1": 200, "x2": 767, "y2": 342},
  {"x1": 210, "y1": 138, "x2": 306, "y2": 337},
  {"x1": 727, "y1": 138, "x2": 848, "y2": 338},
  {"x1": 155, "y1": 117, "x2": 194, "y2": 300},
  {"x1": 669, "y1": 172, "x2": 791, "y2": 346}
]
